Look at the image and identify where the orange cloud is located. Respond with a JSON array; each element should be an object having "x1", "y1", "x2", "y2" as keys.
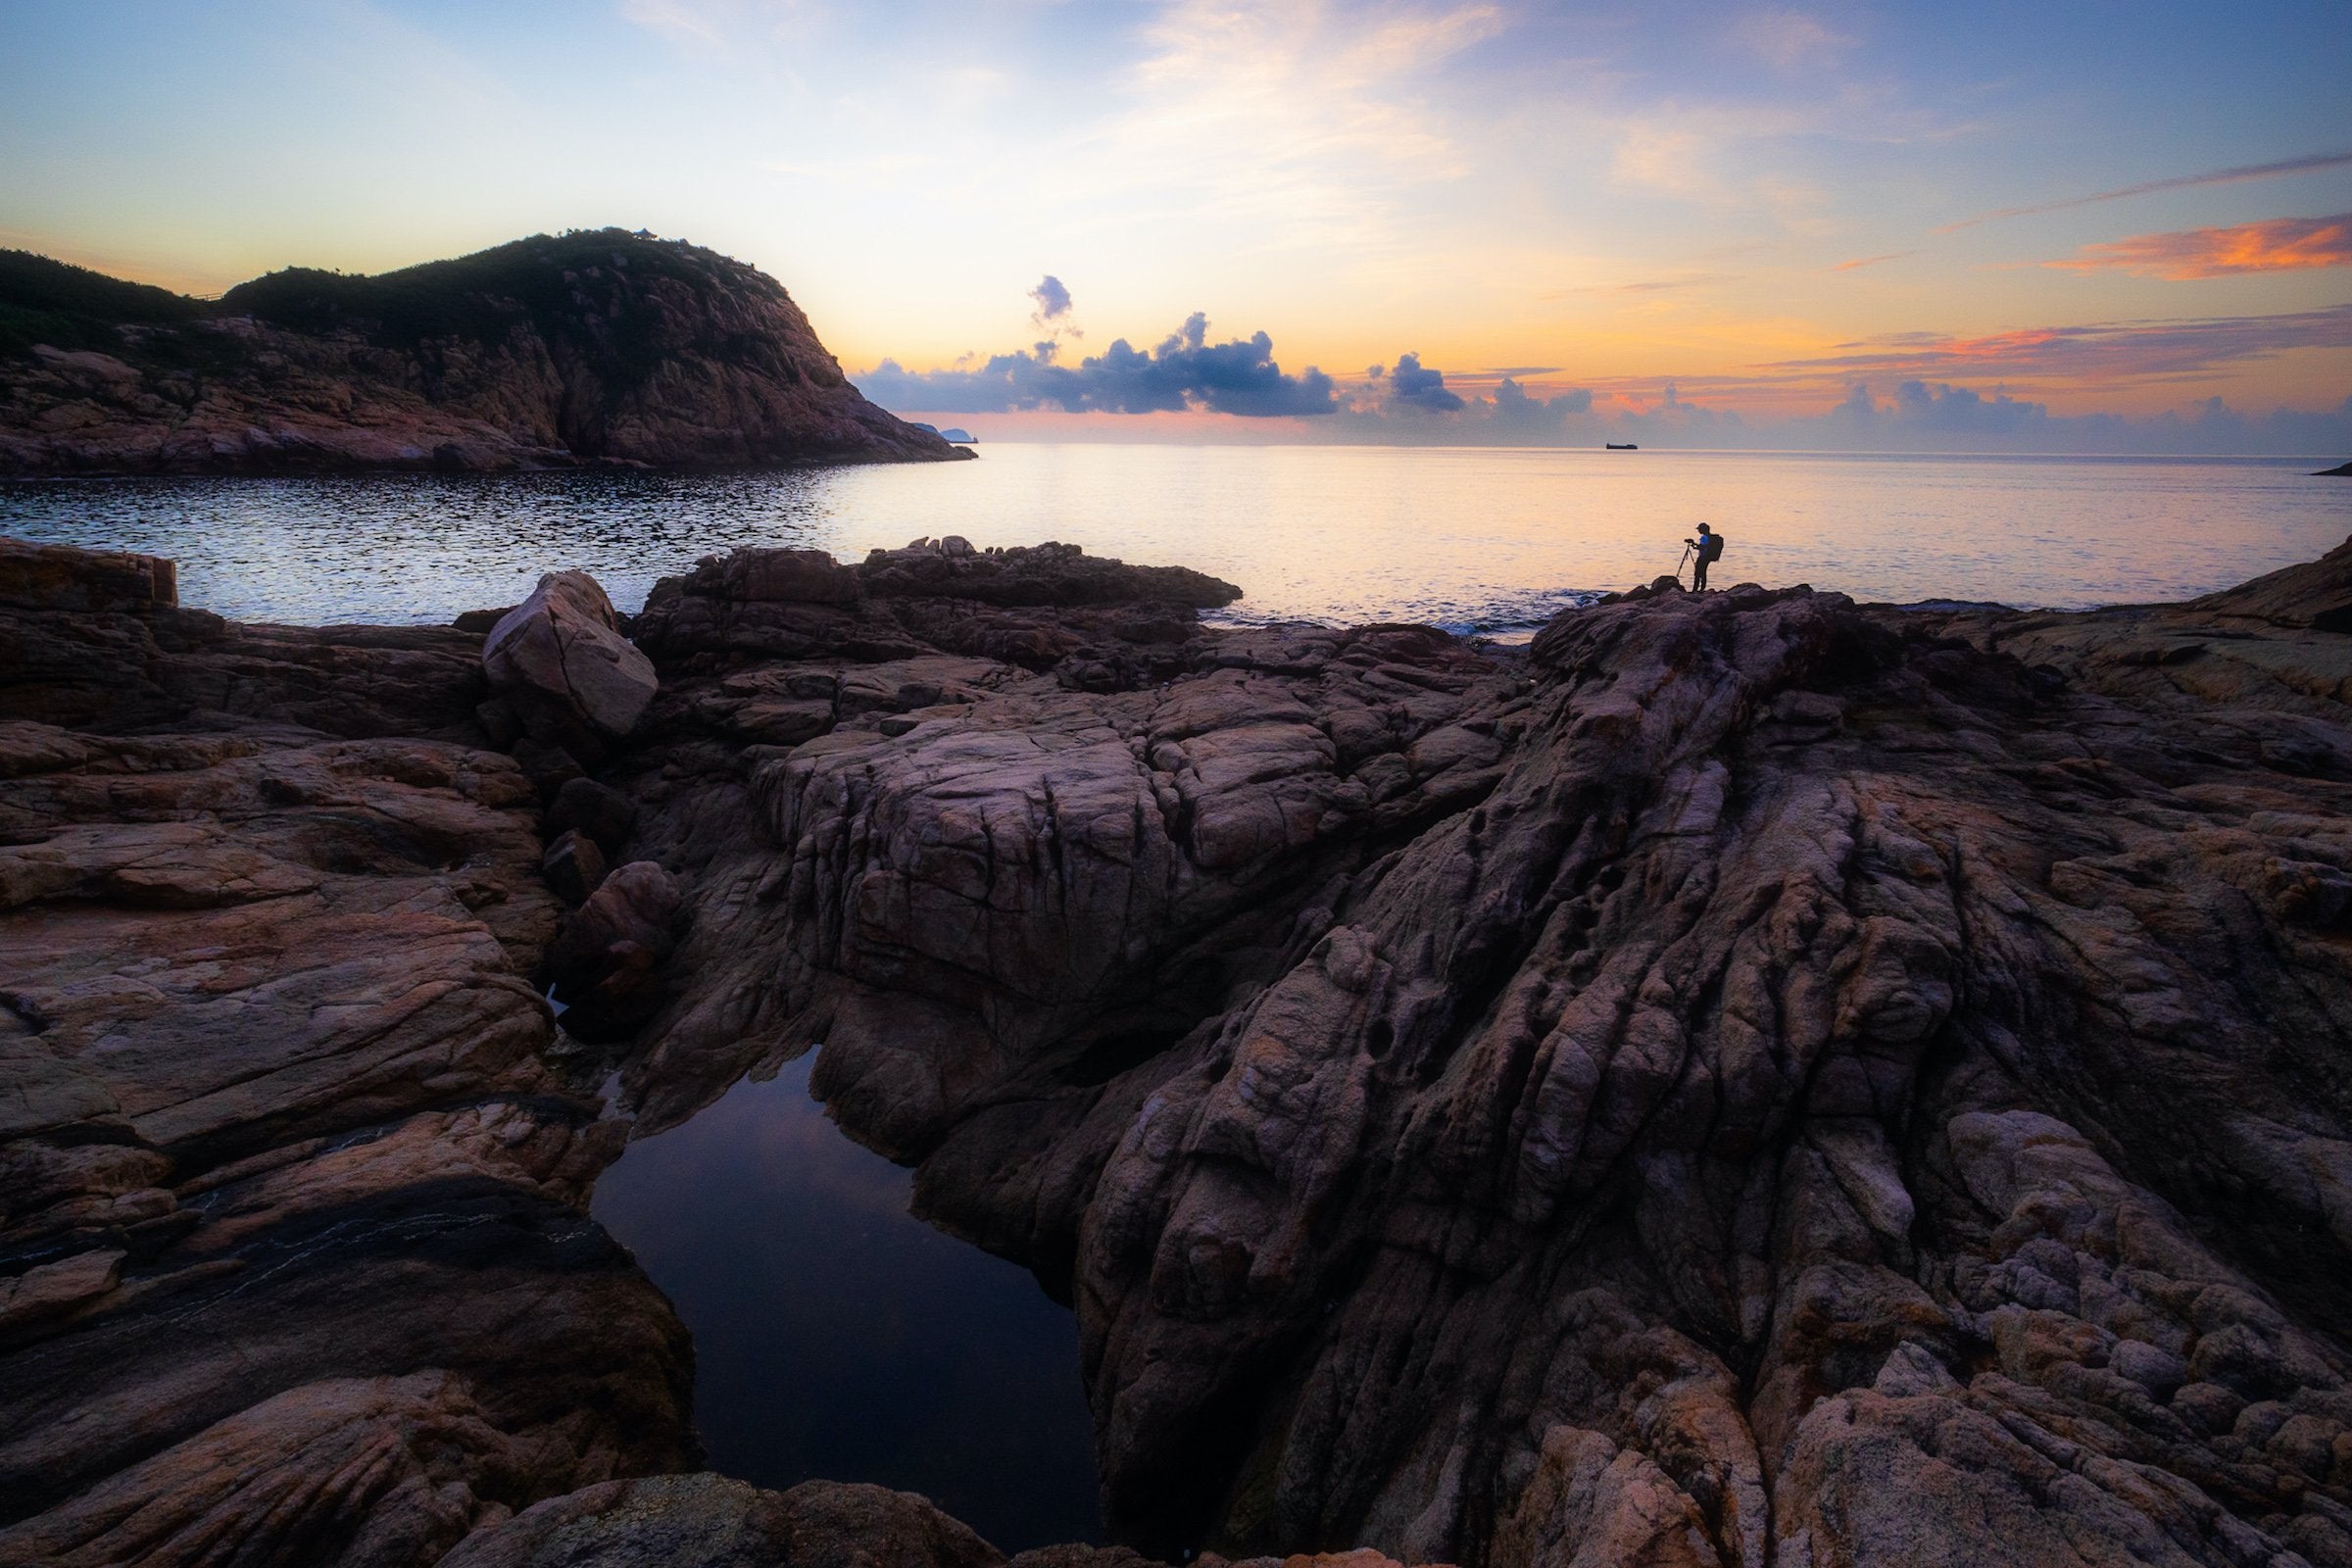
[{"x1": 2049, "y1": 214, "x2": 2352, "y2": 279}]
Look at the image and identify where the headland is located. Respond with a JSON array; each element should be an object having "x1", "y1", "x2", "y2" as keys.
[{"x1": 0, "y1": 231, "x2": 967, "y2": 473}]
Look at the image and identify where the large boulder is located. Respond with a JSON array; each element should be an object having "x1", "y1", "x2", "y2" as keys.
[
  {"x1": 483, "y1": 572, "x2": 658, "y2": 757},
  {"x1": 437, "y1": 1474, "x2": 1003, "y2": 1568},
  {"x1": 547, "y1": 859, "x2": 686, "y2": 1042}
]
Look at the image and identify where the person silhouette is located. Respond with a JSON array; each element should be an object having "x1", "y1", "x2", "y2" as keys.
[{"x1": 1685, "y1": 523, "x2": 1723, "y2": 590}]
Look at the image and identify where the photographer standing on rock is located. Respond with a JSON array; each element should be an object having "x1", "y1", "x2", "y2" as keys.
[{"x1": 1686, "y1": 522, "x2": 1724, "y2": 591}]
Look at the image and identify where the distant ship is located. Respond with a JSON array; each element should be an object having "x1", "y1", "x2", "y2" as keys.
[{"x1": 1605, "y1": 442, "x2": 1639, "y2": 450}]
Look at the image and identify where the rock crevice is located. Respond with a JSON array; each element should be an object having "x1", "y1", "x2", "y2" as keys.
[{"x1": 3, "y1": 535, "x2": 2350, "y2": 1568}]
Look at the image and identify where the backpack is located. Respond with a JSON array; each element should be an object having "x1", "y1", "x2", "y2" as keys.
[{"x1": 1701, "y1": 532, "x2": 1725, "y2": 564}]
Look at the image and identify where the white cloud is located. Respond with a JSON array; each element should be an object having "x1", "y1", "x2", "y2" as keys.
[{"x1": 1057, "y1": 0, "x2": 1509, "y2": 254}]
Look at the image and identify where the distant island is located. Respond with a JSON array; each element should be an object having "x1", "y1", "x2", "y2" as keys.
[
  {"x1": 0, "y1": 228, "x2": 968, "y2": 473},
  {"x1": 2317, "y1": 460, "x2": 2352, "y2": 476},
  {"x1": 912, "y1": 422, "x2": 978, "y2": 443}
]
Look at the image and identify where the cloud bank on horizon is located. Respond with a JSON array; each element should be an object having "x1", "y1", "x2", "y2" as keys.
[
  {"x1": 862, "y1": 296, "x2": 2352, "y2": 454},
  {"x1": 0, "y1": 0, "x2": 2346, "y2": 452}
]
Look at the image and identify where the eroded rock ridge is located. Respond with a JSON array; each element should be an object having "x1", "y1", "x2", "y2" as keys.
[{"x1": 3, "y1": 530, "x2": 2351, "y2": 1568}]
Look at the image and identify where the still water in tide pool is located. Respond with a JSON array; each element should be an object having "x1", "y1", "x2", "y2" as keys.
[
  {"x1": 589, "y1": 1054, "x2": 1102, "y2": 1551},
  {"x1": 5, "y1": 446, "x2": 2347, "y2": 636}
]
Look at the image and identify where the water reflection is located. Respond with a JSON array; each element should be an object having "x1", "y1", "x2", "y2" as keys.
[
  {"x1": 589, "y1": 1054, "x2": 1102, "y2": 1552},
  {"x1": 4, "y1": 447, "x2": 2344, "y2": 635}
]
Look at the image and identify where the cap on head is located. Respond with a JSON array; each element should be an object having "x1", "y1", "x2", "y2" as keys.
[{"x1": 1696, "y1": 523, "x2": 1711, "y2": 533}]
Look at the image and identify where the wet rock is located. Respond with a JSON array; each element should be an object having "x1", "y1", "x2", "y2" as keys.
[{"x1": 483, "y1": 572, "x2": 659, "y2": 756}]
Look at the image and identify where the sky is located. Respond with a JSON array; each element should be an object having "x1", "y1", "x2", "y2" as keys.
[{"x1": 3, "y1": 0, "x2": 2349, "y2": 452}]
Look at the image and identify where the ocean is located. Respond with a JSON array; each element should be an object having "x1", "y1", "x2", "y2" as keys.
[{"x1": 4, "y1": 446, "x2": 2346, "y2": 635}]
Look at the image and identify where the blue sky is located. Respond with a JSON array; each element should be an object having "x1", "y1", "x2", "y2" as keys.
[{"x1": 3, "y1": 1, "x2": 2348, "y2": 448}]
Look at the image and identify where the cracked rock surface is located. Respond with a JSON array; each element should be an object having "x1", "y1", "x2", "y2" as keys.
[
  {"x1": 623, "y1": 537, "x2": 2352, "y2": 1567},
  {"x1": 3, "y1": 531, "x2": 2350, "y2": 1568}
]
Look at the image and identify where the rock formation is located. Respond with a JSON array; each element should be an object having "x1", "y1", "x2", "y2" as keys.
[
  {"x1": 3, "y1": 529, "x2": 2351, "y2": 1568},
  {"x1": 0, "y1": 232, "x2": 967, "y2": 472},
  {"x1": 0, "y1": 538, "x2": 696, "y2": 1568},
  {"x1": 484, "y1": 572, "x2": 661, "y2": 760}
]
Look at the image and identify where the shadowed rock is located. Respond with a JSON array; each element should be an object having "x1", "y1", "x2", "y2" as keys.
[
  {"x1": 437, "y1": 1474, "x2": 1001, "y2": 1568},
  {"x1": 544, "y1": 828, "x2": 610, "y2": 905},
  {"x1": 5, "y1": 533, "x2": 2352, "y2": 1568},
  {"x1": 547, "y1": 860, "x2": 686, "y2": 1043},
  {"x1": 620, "y1": 545, "x2": 2352, "y2": 1567},
  {"x1": 0, "y1": 542, "x2": 691, "y2": 1568},
  {"x1": 485, "y1": 572, "x2": 660, "y2": 760}
]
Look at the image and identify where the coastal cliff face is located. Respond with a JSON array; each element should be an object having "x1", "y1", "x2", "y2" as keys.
[
  {"x1": 0, "y1": 232, "x2": 967, "y2": 472},
  {"x1": 3, "y1": 531, "x2": 2351, "y2": 1568}
]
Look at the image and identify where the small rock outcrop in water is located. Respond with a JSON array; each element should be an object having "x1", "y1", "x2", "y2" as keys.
[
  {"x1": 2, "y1": 531, "x2": 2351, "y2": 1568},
  {"x1": 2314, "y1": 461, "x2": 2352, "y2": 476},
  {"x1": 0, "y1": 232, "x2": 967, "y2": 472}
]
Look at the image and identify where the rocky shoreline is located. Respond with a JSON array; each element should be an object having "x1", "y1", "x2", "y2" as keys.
[
  {"x1": 3, "y1": 529, "x2": 2351, "y2": 1568},
  {"x1": 0, "y1": 232, "x2": 968, "y2": 474}
]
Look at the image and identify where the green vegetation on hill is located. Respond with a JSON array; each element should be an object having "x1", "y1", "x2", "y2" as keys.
[
  {"x1": 219, "y1": 229, "x2": 781, "y2": 366},
  {"x1": 0, "y1": 226, "x2": 939, "y2": 470},
  {"x1": 0, "y1": 250, "x2": 204, "y2": 357},
  {"x1": 1, "y1": 230, "x2": 795, "y2": 385}
]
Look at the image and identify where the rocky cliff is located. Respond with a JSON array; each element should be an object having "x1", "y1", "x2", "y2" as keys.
[
  {"x1": 0, "y1": 231, "x2": 967, "y2": 472},
  {"x1": 3, "y1": 532, "x2": 2350, "y2": 1568}
]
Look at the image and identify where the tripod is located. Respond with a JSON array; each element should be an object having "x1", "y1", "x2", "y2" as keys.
[{"x1": 1675, "y1": 543, "x2": 1691, "y2": 587}]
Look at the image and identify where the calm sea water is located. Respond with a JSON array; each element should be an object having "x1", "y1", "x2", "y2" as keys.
[
  {"x1": 590, "y1": 1054, "x2": 1101, "y2": 1551},
  {"x1": 4, "y1": 447, "x2": 2345, "y2": 635}
]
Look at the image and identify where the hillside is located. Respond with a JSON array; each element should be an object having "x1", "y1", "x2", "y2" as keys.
[{"x1": 0, "y1": 229, "x2": 966, "y2": 473}]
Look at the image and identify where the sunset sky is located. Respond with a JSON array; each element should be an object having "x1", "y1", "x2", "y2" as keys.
[{"x1": 4, "y1": 0, "x2": 2348, "y2": 449}]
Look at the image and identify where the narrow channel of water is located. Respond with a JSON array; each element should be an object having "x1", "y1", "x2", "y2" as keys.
[{"x1": 589, "y1": 1054, "x2": 1102, "y2": 1552}]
